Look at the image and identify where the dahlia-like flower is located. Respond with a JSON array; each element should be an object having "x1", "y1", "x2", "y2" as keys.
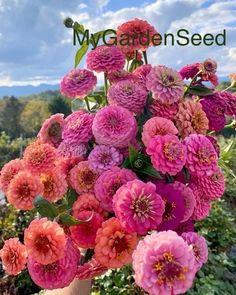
[
  {"x1": 37, "y1": 113, "x2": 64, "y2": 147},
  {"x1": 113, "y1": 180, "x2": 165, "y2": 235},
  {"x1": 132, "y1": 231, "x2": 196, "y2": 295},
  {"x1": 201, "y1": 58, "x2": 217, "y2": 75},
  {"x1": 77, "y1": 257, "x2": 108, "y2": 280},
  {"x1": 62, "y1": 110, "x2": 94, "y2": 145},
  {"x1": 86, "y1": 45, "x2": 125, "y2": 72},
  {"x1": 69, "y1": 161, "x2": 98, "y2": 194},
  {"x1": 171, "y1": 181, "x2": 196, "y2": 223},
  {"x1": 23, "y1": 141, "x2": 57, "y2": 174},
  {"x1": 60, "y1": 69, "x2": 97, "y2": 99},
  {"x1": 150, "y1": 100, "x2": 178, "y2": 120},
  {"x1": 55, "y1": 157, "x2": 80, "y2": 181},
  {"x1": 182, "y1": 232, "x2": 208, "y2": 271},
  {"x1": 70, "y1": 210, "x2": 104, "y2": 248},
  {"x1": 179, "y1": 63, "x2": 200, "y2": 80},
  {"x1": 0, "y1": 238, "x2": 27, "y2": 275},
  {"x1": 184, "y1": 134, "x2": 218, "y2": 177},
  {"x1": 176, "y1": 219, "x2": 195, "y2": 235},
  {"x1": 133, "y1": 64, "x2": 152, "y2": 90},
  {"x1": 146, "y1": 66, "x2": 184, "y2": 104},
  {"x1": 57, "y1": 140, "x2": 87, "y2": 160},
  {"x1": 116, "y1": 18, "x2": 157, "y2": 52},
  {"x1": 0, "y1": 159, "x2": 24, "y2": 193},
  {"x1": 95, "y1": 217, "x2": 138, "y2": 268},
  {"x1": 24, "y1": 218, "x2": 67, "y2": 265},
  {"x1": 40, "y1": 169, "x2": 68, "y2": 202},
  {"x1": 108, "y1": 80, "x2": 147, "y2": 113},
  {"x1": 155, "y1": 182, "x2": 185, "y2": 230},
  {"x1": 88, "y1": 145, "x2": 123, "y2": 174},
  {"x1": 94, "y1": 166, "x2": 137, "y2": 212},
  {"x1": 7, "y1": 171, "x2": 43, "y2": 210},
  {"x1": 27, "y1": 239, "x2": 80, "y2": 290},
  {"x1": 206, "y1": 135, "x2": 220, "y2": 157},
  {"x1": 146, "y1": 135, "x2": 186, "y2": 176},
  {"x1": 200, "y1": 98, "x2": 226, "y2": 131},
  {"x1": 92, "y1": 105, "x2": 137, "y2": 148},
  {"x1": 107, "y1": 70, "x2": 137, "y2": 84},
  {"x1": 142, "y1": 117, "x2": 178, "y2": 147},
  {"x1": 175, "y1": 100, "x2": 209, "y2": 138},
  {"x1": 219, "y1": 91, "x2": 236, "y2": 116},
  {"x1": 72, "y1": 193, "x2": 104, "y2": 217}
]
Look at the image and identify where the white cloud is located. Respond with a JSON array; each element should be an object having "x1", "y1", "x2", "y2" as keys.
[{"x1": 228, "y1": 48, "x2": 236, "y2": 61}]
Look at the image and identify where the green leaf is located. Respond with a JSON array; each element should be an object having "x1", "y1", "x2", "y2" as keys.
[
  {"x1": 220, "y1": 140, "x2": 235, "y2": 162},
  {"x1": 122, "y1": 157, "x2": 131, "y2": 168},
  {"x1": 128, "y1": 145, "x2": 139, "y2": 165},
  {"x1": 218, "y1": 159, "x2": 236, "y2": 179},
  {"x1": 59, "y1": 211, "x2": 94, "y2": 226},
  {"x1": 188, "y1": 85, "x2": 214, "y2": 96},
  {"x1": 74, "y1": 42, "x2": 89, "y2": 68},
  {"x1": 141, "y1": 164, "x2": 163, "y2": 179},
  {"x1": 34, "y1": 195, "x2": 59, "y2": 219},
  {"x1": 66, "y1": 189, "x2": 77, "y2": 207}
]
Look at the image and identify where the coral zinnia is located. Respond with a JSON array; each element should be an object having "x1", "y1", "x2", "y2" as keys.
[
  {"x1": 7, "y1": 171, "x2": 43, "y2": 210},
  {"x1": 77, "y1": 257, "x2": 108, "y2": 280},
  {"x1": 27, "y1": 239, "x2": 80, "y2": 290},
  {"x1": 146, "y1": 135, "x2": 186, "y2": 176},
  {"x1": 92, "y1": 105, "x2": 137, "y2": 148},
  {"x1": 146, "y1": 65, "x2": 184, "y2": 104},
  {"x1": 0, "y1": 159, "x2": 24, "y2": 193},
  {"x1": 69, "y1": 161, "x2": 98, "y2": 194},
  {"x1": 132, "y1": 231, "x2": 196, "y2": 295},
  {"x1": 95, "y1": 217, "x2": 138, "y2": 268},
  {"x1": 23, "y1": 141, "x2": 57, "y2": 174},
  {"x1": 24, "y1": 218, "x2": 67, "y2": 265},
  {"x1": 142, "y1": 117, "x2": 178, "y2": 147},
  {"x1": 86, "y1": 45, "x2": 125, "y2": 72},
  {"x1": 113, "y1": 180, "x2": 165, "y2": 235},
  {"x1": 150, "y1": 100, "x2": 178, "y2": 120},
  {"x1": 72, "y1": 193, "x2": 104, "y2": 217},
  {"x1": 0, "y1": 238, "x2": 27, "y2": 275},
  {"x1": 184, "y1": 134, "x2": 218, "y2": 177},
  {"x1": 60, "y1": 69, "x2": 97, "y2": 99},
  {"x1": 94, "y1": 166, "x2": 137, "y2": 212},
  {"x1": 175, "y1": 100, "x2": 209, "y2": 138},
  {"x1": 37, "y1": 113, "x2": 64, "y2": 147},
  {"x1": 108, "y1": 80, "x2": 147, "y2": 113}
]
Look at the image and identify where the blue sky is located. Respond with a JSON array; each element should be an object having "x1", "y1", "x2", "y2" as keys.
[{"x1": 0, "y1": 0, "x2": 235, "y2": 86}]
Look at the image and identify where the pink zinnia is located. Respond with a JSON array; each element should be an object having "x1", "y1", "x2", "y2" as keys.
[
  {"x1": 0, "y1": 238, "x2": 27, "y2": 275},
  {"x1": 70, "y1": 210, "x2": 104, "y2": 249},
  {"x1": 220, "y1": 91, "x2": 236, "y2": 116},
  {"x1": 57, "y1": 140, "x2": 87, "y2": 160},
  {"x1": 0, "y1": 159, "x2": 24, "y2": 193},
  {"x1": 146, "y1": 135, "x2": 186, "y2": 176},
  {"x1": 133, "y1": 64, "x2": 152, "y2": 90},
  {"x1": 150, "y1": 100, "x2": 178, "y2": 120},
  {"x1": 7, "y1": 171, "x2": 43, "y2": 210},
  {"x1": 77, "y1": 257, "x2": 108, "y2": 280},
  {"x1": 142, "y1": 117, "x2": 178, "y2": 147},
  {"x1": 132, "y1": 231, "x2": 196, "y2": 295},
  {"x1": 55, "y1": 157, "x2": 80, "y2": 181},
  {"x1": 69, "y1": 161, "x2": 98, "y2": 194},
  {"x1": 182, "y1": 232, "x2": 208, "y2": 271},
  {"x1": 24, "y1": 218, "x2": 67, "y2": 265},
  {"x1": 88, "y1": 145, "x2": 123, "y2": 174},
  {"x1": 95, "y1": 217, "x2": 138, "y2": 268},
  {"x1": 37, "y1": 113, "x2": 64, "y2": 147},
  {"x1": 62, "y1": 110, "x2": 94, "y2": 145},
  {"x1": 206, "y1": 135, "x2": 220, "y2": 157},
  {"x1": 94, "y1": 166, "x2": 137, "y2": 212},
  {"x1": 113, "y1": 179, "x2": 165, "y2": 235},
  {"x1": 23, "y1": 141, "x2": 57, "y2": 174},
  {"x1": 92, "y1": 105, "x2": 137, "y2": 148},
  {"x1": 184, "y1": 134, "x2": 218, "y2": 177},
  {"x1": 60, "y1": 69, "x2": 97, "y2": 99},
  {"x1": 86, "y1": 45, "x2": 125, "y2": 73},
  {"x1": 179, "y1": 63, "x2": 200, "y2": 80},
  {"x1": 176, "y1": 219, "x2": 195, "y2": 235},
  {"x1": 146, "y1": 66, "x2": 184, "y2": 104},
  {"x1": 28, "y1": 239, "x2": 80, "y2": 290},
  {"x1": 107, "y1": 70, "x2": 137, "y2": 84},
  {"x1": 108, "y1": 80, "x2": 147, "y2": 113},
  {"x1": 72, "y1": 193, "x2": 104, "y2": 217}
]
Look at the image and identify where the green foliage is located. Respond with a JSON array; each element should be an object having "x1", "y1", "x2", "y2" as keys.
[{"x1": 48, "y1": 95, "x2": 71, "y2": 116}]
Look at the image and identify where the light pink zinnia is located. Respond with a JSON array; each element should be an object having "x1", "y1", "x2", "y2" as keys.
[
  {"x1": 94, "y1": 166, "x2": 137, "y2": 212},
  {"x1": 182, "y1": 232, "x2": 208, "y2": 271},
  {"x1": 24, "y1": 218, "x2": 67, "y2": 265},
  {"x1": 113, "y1": 179, "x2": 165, "y2": 235},
  {"x1": 62, "y1": 110, "x2": 94, "y2": 145},
  {"x1": 28, "y1": 239, "x2": 80, "y2": 290},
  {"x1": 92, "y1": 105, "x2": 137, "y2": 148},
  {"x1": 88, "y1": 145, "x2": 123, "y2": 174},
  {"x1": 146, "y1": 135, "x2": 187, "y2": 176},
  {"x1": 86, "y1": 45, "x2": 125, "y2": 72},
  {"x1": 107, "y1": 70, "x2": 137, "y2": 84},
  {"x1": 0, "y1": 238, "x2": 27, "y2": 275},
  {"x1": 132, "y1": 230, "x2": 196, "y2": 295},
  {"x1": 108, "y1": 80, "x2": 147, "y2": 113},
  {"x1": 184, "y1": 134, "x2": 218, "y2": 177},
  {"x1": 146, "y1": 65, "x2": 184, "y2": 104},
  {"x1": 60, "y1": 69, "x2": 97, "y2": 99},
  {"x1": 37, "y1": 113, "x2": 64, "y2": 147},
  {"x1": 142, "y1": 117, "x2": 178, "y2": 147},
  {"x1": 57, "y1": 140, "x2": 87, "y2": 160}
]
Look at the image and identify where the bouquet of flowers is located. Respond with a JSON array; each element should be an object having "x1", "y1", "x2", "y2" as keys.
[{"x1": 1, "y1": 18, "x2": 236, "y2": 295}]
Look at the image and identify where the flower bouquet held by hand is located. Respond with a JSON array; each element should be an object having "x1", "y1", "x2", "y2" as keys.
[{"x1": 1, "y1": 18, "x2": 236, "y2": 295}]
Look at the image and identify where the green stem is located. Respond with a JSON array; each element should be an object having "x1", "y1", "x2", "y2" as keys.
[
  {"x1": 184, "y1": 70, "x2": 202, "y2": 96},
  {"x1": 84, "y1": 97, "x2": 90, "y2": 112},
  {"x1": 222, "y1": 84, "x2": 233, "y2": 92},
  {"x1": 142, "y1": 50, "x2": 148, "y2": 65},
  {"x1": 126, "y1": 60, "x2": 130, "y2": 71},
  {"x1": 104, "y1": 72, "x2": 108, "y2": 105}
]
